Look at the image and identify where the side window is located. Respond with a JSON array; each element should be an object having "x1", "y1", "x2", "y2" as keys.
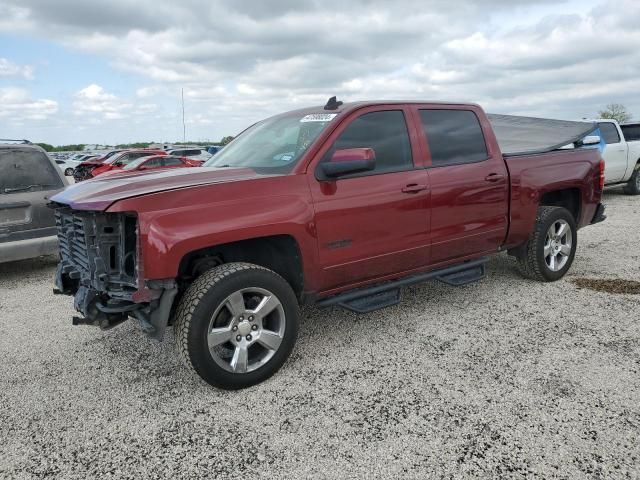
[
  {"x1": 621, "y1": 124, "x2": 640, "y2": 142},
  {"x1": 332, "y1": 110, "x2": 413, "y2": 174},
  {"x1": 163, "y1": 157, "x2": 184, "y2": 167},
  {"x1": 140, "y1": 158, "x2": 158, "y2": 168},
  {"x1": 419, "y1": 109, "x2": 488, "y2": 166},
  {"x1": 172, "y1": 150, "x2": 186, "y2": 156},
  {"x1": 598, "y1": 122, "x2": 621, "y2": 144},
  {"x1": 186, "y1": 149, "x2": 201, "y2": 156}
]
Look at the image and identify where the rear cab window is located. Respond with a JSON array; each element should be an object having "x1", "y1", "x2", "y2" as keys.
[
  {"x1": 0, "y1": 148, "x2": 63, "y2": 194},
  {"x1": 419, "y1": 109, "x2": 488, "y2": 166},
  {"x1": 621, "y1": 124, "x2": 640, "y2": 142},
  {"x1": 598, "y1": 122, "x2": 621, "y2": 144}
]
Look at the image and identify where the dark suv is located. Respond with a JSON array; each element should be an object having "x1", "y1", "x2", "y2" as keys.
[{"x1": 0, "y1": 142, "x2": 67, "y2": 263}]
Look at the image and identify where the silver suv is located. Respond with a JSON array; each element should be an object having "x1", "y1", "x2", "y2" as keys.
[{"x1": 0, "y1": 142, "x2": 68, "y2": 263}]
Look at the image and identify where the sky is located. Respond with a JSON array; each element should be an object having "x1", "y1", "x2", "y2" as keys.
[{"x1": 0, "y1": 0, "x2": 638, "y2": 145}]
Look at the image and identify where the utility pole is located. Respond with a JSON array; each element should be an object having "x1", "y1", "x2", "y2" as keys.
[{"x1": 181, "y1": 88, "x2": 186, "y2": 143}]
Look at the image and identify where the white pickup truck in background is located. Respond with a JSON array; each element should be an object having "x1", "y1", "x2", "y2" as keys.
[{"x1": 590, "y1": 119, "x2": 640, "y2": 195}]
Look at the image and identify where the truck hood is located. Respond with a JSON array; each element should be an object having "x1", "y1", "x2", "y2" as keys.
[{"x1": 51, "y1": 167, "x2": 271, "y2": 211}]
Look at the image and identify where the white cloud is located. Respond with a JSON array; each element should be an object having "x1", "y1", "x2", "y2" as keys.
[
  {"x1": 73, "y1": 84, "x2": 132, "y2": 120},
  {"x1": 0, "y1": 87, "x2": 57, "y2": 122},
  {"x1": 0, "y1": 58, "x2": 34, "y2": 79},
  {"x1": 1, "y1": 0, "x2": 640, "y2": 143}
]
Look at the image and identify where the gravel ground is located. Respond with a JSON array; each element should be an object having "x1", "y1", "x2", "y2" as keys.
[{"x1": 1, "y1": 189, "x2": 639, "y2": 479}]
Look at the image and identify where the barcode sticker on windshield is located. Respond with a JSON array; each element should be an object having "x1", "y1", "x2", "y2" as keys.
[{"x1": 300, "y1": 114, "x2": 337, "y2": 123}]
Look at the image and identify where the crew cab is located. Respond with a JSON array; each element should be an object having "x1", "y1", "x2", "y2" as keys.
[
  {"x1": 51, "y1": 99, "x2": 605, "y2": 389},
  {"x1": 587, "y1": 119, "x2": 640, "y2": 194}
]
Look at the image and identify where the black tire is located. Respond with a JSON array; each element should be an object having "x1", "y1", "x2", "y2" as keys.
[
  {"x1": 174, "y1": 262, "x2": 299, "y2": 390},
  {"x1": 516, "y1": 206, "x2": 577, "y2": 282},
  {"x1": 64, "y1": 168, "x2": 74, "y2": 176},
  {"x1": 623, "y1": 163, "x2": 640, "y2": 195}
]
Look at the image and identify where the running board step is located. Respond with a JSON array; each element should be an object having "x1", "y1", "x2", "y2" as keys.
[
  {"x1": 317, "y1": 257, "x2": 488, "y2": 313},
  {"x1": 339, "y1": 289, "x2": 401, "y2": 314},
  {"x1": 436, "y1": 263, "x2": 486, "y2": 286}
]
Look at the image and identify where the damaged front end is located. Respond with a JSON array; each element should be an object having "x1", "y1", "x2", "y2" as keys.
[{"x1": 52, "y1": 204, "x2": 177, "y2": 340}]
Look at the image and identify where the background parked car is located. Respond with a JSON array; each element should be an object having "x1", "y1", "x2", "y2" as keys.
[
  {"x1": 166, "y1": 147, "x2": 212, "y2": 162},
  {"x1": 588, "y1": 119, "x2": 640, "y2": 194},
  {"x1": 98, "y1": 155, "x2": 203, "y2": 177},
  {"x1": 53, "y1": 157, "x2": 84, "y2": 176},
  {"x1": 0, "y1": 142, "x2": 67, "y2": 263},
  {"x1": 72, "y1": 149, "x2": 127, "y2": 181},
  {"x1": 207, "y1": 145, "x2": 223, "y2": 155},
  {"x1": 88, "y1": 149, "x2": 167, "y2": 178}
]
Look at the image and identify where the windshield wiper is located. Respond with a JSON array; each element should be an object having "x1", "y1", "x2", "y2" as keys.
[{"x1": 3, "y1": 184, "x2": 56, "y2": 193}]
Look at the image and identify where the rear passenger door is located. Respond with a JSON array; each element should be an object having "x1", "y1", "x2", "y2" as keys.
[
  {"x1": 308, "y1": 107, "x2": 431, "y2": 290},
  {"x1": 414, "y1": 107, "x2": 509, "y2": 266}
]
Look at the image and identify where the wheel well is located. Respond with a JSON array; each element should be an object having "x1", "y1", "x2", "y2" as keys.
[
  {"x1": 540, "y1": 188, "x2": 581, "y2": 222},
  {"x1": 177, "y1": 235, "x2": 304, "y2": 298}
]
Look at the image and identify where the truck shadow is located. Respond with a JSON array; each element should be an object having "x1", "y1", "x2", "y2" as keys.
[{"x1": 78, "y1": 253, "x2": 523, "y2": 384}]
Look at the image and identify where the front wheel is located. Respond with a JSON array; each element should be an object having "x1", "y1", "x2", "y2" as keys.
[
  {"x1": 174, "y1": 262, "x2": 299, "y2": 390},
  {"x1": 64, "y1": 167, "x2": 74, "y2": 176},
  {"x1": 623, "y1": 163, "x2": 640, "y2": 195},
  {"x1": 516, "y1": 206, "x2": 577, "y2": 282}
]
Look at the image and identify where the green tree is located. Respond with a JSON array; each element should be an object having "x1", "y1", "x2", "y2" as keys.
[
  {"x1": 598, "y1": 104, "x2": 632, "y2": 124},
  {"x1": 35, "y1": 142, "x2": 54, "y2": 152},
  {"x1": 220, "y1": 136, "x2": 235, "y2": 145},
  {"x1": 53, "y1": 144, "x2": 85, "y2": 152}
]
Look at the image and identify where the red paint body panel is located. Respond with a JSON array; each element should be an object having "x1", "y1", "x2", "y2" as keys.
[
  {"x1": 503, "y1": 150, "x2": 600, "y2": 247},
  {"x1": 52, "y1": 101, "x2": 603, "y2": 301}
]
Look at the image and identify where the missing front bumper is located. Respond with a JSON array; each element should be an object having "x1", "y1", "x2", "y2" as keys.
[{"x1": 55, "y1": 264, "x2": 177, "y2": 340}]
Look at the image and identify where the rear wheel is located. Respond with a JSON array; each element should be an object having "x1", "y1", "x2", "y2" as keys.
[
  {"x1": 623, "y1": 163, "x2": 640, "y2": 195},
  {"x1": 64, "y1": 167, "x2": 74, "y2": 176},
  {"x1": 174, "y1": 262, "x2": 299, "y2": 389},
  {"x1": 516, "y1": 206, "x2": 577, "y2": 282}
]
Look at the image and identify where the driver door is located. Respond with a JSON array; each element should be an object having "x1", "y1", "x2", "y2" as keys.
[{"x1": 307, "y1": 107, "x2": 431, "y2": 291}]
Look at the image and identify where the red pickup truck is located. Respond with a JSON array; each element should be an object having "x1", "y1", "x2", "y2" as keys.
[{"x1": 51, "y1": 99, "x2": 605, "y2": 389}]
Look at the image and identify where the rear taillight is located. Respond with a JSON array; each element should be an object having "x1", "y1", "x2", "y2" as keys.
[{"x1": 598, "y1": 159, "x2": 605, "y2": 191}]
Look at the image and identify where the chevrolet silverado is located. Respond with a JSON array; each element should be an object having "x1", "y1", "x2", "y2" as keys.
[{"x1": 51, "y1": 99, "x2": 605, "y2": 389}]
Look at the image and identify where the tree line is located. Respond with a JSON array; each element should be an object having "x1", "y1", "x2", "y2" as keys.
[{"x1": 35, "y1": 135, "x2": 235, "y2": 152}]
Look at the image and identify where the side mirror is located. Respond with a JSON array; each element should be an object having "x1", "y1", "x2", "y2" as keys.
[
  {"x1": 582, "y1": 135, "x2": 601, "y2": 146},
  {"x1": 321, "y1": 148, "x2": 376, "y2": 178}
]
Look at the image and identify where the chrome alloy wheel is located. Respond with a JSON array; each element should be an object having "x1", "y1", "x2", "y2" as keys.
[
  {"x1": 544, "y1": 219, "x2": 573, "y2": 272},
  {"x1": 207, "y1": 287, "x2": 286, "y2": 373}
]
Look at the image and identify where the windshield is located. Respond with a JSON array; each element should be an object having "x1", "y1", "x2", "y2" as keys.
[{"x1": 204, "y1": 111, "x2": 338, "y2": 172}]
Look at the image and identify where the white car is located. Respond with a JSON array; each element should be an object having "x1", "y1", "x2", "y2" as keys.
[
  {"x1": 53, "y1": 158, "x2": 82, "y2": 176},
  {"x1": 587, "y1": 119, "x2": 640, "y2": 195},
  {"x1": 53, "y1": 154, "x2": 97, "y2": 176}
]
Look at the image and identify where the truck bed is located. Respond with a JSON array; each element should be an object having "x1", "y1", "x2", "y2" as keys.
[{"x1": 488, "y1": 114, "x2": 597, "y2": 157}]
